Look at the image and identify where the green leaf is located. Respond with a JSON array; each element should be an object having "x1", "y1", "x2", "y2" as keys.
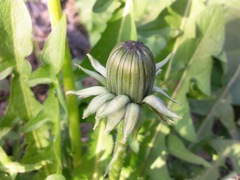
[
  {"x1": 77, "y1": 0, "x2": 121, "y2": 47},
  {"x1": 21, "y1": 88, "x2": 62, "y2": 177},
  {"x1": 167, "y1": 5, "x2": 225, "y2": 141},
  {"x1": 167, "y1": 134, "x2": 211, "y2": 167},
  {"x1": 0, "y1": 0, "x2": 32, "y2": 64},
  {"x1": 194, "y1": 66, "x2": 240, "y2": 141},
  {"x1": 28, "y1": 66, "x2": 57, "y2": 87},
  {"x1": 211, "y1": 139, "x2": 240, "y2": 173},
  {"x1": 0, "y1": 147, "x2": 42, "y2": 175},
  {"x1": 0, "y1": 74, "x2": 42, "y2": 138},
  {"x1": 199, "y1": 139, "x2": 240, "y2": 179},
  {"x1": 0, "y1": 1, "x2": 64, "y2": 178},
  {"x1": 72, "y1": 121, "x2": 113, "y2": 179},
  {"x1": 136, "y1": 124, "x2": 171, "y2": 179},
  {"x1": 0, "y1": 0, "x2": 41, "y2": 137},
  {"x1": 222, "y1": 1, "x2": 240, "y2": 105},
  {"x1": 202, "y1": 1, "x2": 240, "y2": 107},
  {"x1": 136, "y1": 0, "x2": 176, "y2": 27},
  {"x1": 80, "y1": 0, "x2": 137, "y2": 72},
  {"x1": 93, "y1": 0, "x2": 114, "y2": 13},
  {"x1": 45, "y1": 174, "x2": 66, "y2": 180},
  {"x1": 21, "y1": 88, "x2": 59, "y2": 133},
  {"x1": 0, "y1": 63, "x2": 13, "y2": 80},
  {"x1": 216, "y1": 101, "x2": 239, "y2": 139},
  {"x1": 41, "y1": 15, "x2": 66, "y2": 74},
  {"x1": 28, "y1": 15, "x2": 66, "y2": 86}
]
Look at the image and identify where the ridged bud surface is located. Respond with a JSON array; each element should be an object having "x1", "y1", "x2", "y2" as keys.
[{"x1": 106, "y1": 41, "x2": 156, "y2": 103}]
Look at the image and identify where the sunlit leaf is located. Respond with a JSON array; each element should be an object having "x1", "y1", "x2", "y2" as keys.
[
  {"x1": 80, "y1": 0, "x2": 137, "y2": 72},
  {"x1": 0, "y1": 0, "x2": 32, "y2": 64},
  {"x1": 136, "y1": 124, "x2": 171, "y2": 179},
  {"x1": 41, "y1": 15, "x2": 66, "y2": 74},
  {"x1": 0, "y1": 147, "x2": 42, "y2": 175},
  {"x1": 45, "y1": 174, "x2": 66, "y2": 180},
  {"x1": 167, "y1": 134, "x2": 211, "y2": 167},
  {"x1": 93, "y1": 0, "x2": 114, "y2": 13},
  {"x1": 199, "y1": 139, "x2": 240, "y2": 179},
  {"x1": 167, "y1": 5, "x2": 224, "y2": 141},
  {"x1": 72, "y1": 121, "x2": 113, "y2": 179}
]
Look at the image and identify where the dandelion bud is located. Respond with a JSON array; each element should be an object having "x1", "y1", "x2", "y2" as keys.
[{"x1": 106, "y1": 41, "x2": 156, "y2": 103}]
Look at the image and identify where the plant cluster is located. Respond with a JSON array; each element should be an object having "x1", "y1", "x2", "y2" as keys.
[{"x1": 0, "y1": 0, "x2": 239, "y2": 179}]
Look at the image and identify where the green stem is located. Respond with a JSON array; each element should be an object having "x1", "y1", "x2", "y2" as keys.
[
  {"x1": 47, "y1": 0, "x2": 82, "y2": 167},
  {"x1": 107, "y1": 123, "x2": 127, "y2": 180}
]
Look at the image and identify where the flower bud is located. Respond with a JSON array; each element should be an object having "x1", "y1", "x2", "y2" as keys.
[{"x1": 106, "y1": 41, "x2": 156, "y2": 103}]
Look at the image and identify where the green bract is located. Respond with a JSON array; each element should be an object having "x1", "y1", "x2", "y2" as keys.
[{"x1": 67, "y1": 41, "x2": 181, "y2": 142}]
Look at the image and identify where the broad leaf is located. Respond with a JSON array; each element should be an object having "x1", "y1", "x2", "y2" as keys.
[
  {"x1": 199, "y1": 139, "x2": 240, "y2": 179},
  {"x1": 0, "y1": 0, "x2": 42, "y2": 136},
  {"x1": 0, "y1": 147, "x2": 42, "y2": 176},
  {"x1": 80, "y1": 0, "x2": 137, "y2": 72},
  {"x1": 0, "y1": 0, "x2": 66, "y2": 178},
  {"x1": 45, "y1": 174, "x2": 66, "y2": 180},
  {"x1": 222, "y1": 1, "x2": 240, "y2": 105},
  {"x1": 167, "y1": 134, "x2": 211, "y2": 167},
  {"x1": 167, "y1": 5, "x2": 224, "y2": 141},
  {"x1": 72, "y1": 121, "x2": 113, "y2": 179},
  {"x1": 0, "y1": 0, "x2": 32, "y2": 64},
  {"x1": 29, "y1": 15, "x2": 67, "y2": 86},
  {"x1": 136, "y1": 124, "x2": 171, "y2": 179},
  {"x1": 41, "y1": 15, "x2": 66, "y2": 74},
  {"x1": 211, "y1": 139, "x2": 240, "y2": 174},
  {"x1": 193, "y1": 66, "x2": 240, "y2": 141},
  {"x1": 92, "y1": 0, "x2": 114, "y2": 13},
  {"x1": 0, "y1": 65, "x2": 13, "y2": 80}
]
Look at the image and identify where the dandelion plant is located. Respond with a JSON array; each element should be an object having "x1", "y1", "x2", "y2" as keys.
[{"x1": 67, "y1": 41, "x2": 181, "y2": 178}]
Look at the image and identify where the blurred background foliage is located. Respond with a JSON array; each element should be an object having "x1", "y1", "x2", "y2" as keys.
[{"x1": 0, "y1": 0, "x2": 240, "y2": 179}]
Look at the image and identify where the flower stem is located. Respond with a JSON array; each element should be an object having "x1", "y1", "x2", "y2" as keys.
[
  {"x1": 107, "y1": 123, "x2": 127, "y2": 180},
  {"x1": 47, "y1": 0, "x2": 82, "y2": 167}
]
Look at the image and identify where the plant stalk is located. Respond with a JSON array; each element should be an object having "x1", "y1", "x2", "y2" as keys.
[
  {"x1": 107, "y1": 123, "x2": 127, "y2": 180},
  {"x1": 47, "y1": 0, "x2": 82, "y2": 167}
]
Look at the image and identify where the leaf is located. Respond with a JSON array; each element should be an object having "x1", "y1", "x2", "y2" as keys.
[
  {"x1": 45, "y1": 174, "x2": 66, "y2": 180},
  {"x1": 20, "y1": 88, "x2": 62, "y2": 178},
  {"x1": 0, "y1": 65, "x2": 13, "y2": 80},
  {"x1": 41, "y1": 15, "x2": 66, "y2": 74},
  {"x1": 72, "y1": 121, "x2": 113, "y2": 179},
  {"x1": 193, "y1": 66, "x2": 240, "y2": 141},
  {"x1": 0, "y1": 73, "x2": 42, "y2": 138},
  {"x1": 199, "y1": 139, "x2": 240, "y2": 179},
  {"x1": 0, "y1": 0, "x2": 41, "y2": 137},
  {"x1": 215, "y1": 101, "x2": 239, "y2": 139},
  {"x1": 21, "y1": 88, "x2": 59, "y2": 133},
  {"x1": 167, "y1": 5, "x2": 225, "y2": 141},
  {"x1": 28, "y1": 15, "x2": 66, "y2": 87},
  {"x1": 211, "y1": 139, "x2": 240, "y2": 173},
  {"x1": 136, "y1": 0, "x2": 177, "y2": 27},
  {"x1": 80, "y1": 0, "x2": 137, "y2": 72},
  {"x1": 28, "y1": 66, "x2": 58, "y2": 87},
  {"x1": 0, "y1": 0, "x2": 32, "y2": 63},
  {"x1": 222, "y1": 1, "x2": 240, "y2": 105},
  {"x1": 0, "y1": 1, "x2": 64, "y2": 178},
  {"x1": 136, "y1": 124, "x2": 171, "y2": 179},
  {"x1": 167, "y1": 134, "x2": 211, "y2": 167},
  {"x1": 92, "y1": 0, "x2": 114, "y2": 13},
  {"x1": 0, "y1": 147, "x2": 42, "y2": 175}
]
